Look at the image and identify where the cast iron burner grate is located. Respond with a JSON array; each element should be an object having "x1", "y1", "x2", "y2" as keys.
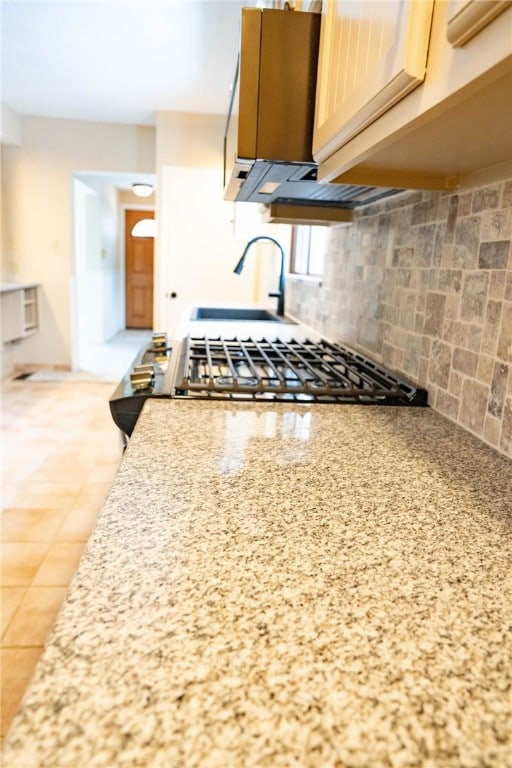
[{"x1": 174, "y1": 336, "x2": 428, "y2": 406}]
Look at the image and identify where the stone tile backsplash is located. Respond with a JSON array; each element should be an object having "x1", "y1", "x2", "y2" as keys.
[{"x1": 287, "y1": 178, "x2": 512, "y2": 458}]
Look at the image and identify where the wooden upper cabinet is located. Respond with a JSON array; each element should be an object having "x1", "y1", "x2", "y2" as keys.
[
  {"x1": 313, "y1": 0, "x2": 512, "y2": 191},
  {"x1": 313, "y1": 0, "x2": 434, "y2": 163}
]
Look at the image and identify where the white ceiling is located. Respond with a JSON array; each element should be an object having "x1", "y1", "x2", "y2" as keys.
[{"x1": 1, "y1": 0, "x2": 262, "y2": 126}]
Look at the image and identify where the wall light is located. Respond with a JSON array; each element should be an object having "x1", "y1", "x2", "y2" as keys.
[{"x1": 132, "y1": 183, "x2": 154, "y2": 198}]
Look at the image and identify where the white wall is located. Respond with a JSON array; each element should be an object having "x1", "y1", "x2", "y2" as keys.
[
  {"x1": 1, "y1": 116, "x2": 155, "y2": 368},
  {"x1": 155, "y1": 111, "x2": 290, "y2": 333},
  {"x1": 1, "y1": 109, "x2": 290, "y2": 372},
  {"x1": 73, "y1": 179, "x2": 100, "y2": 356},
  {"x1": 159, "y1": 165, "x2": 260, "y2": 332},
  {"x1": 75, "y1": 175, "x2": 130, "y2": 344},
  {"x1": 0, "y1": 104, "x2": 22, "y2": 145}
]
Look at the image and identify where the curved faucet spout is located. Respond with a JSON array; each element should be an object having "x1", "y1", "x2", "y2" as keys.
[{"x1": 233, "y1": 236, "x2": 286, "y2": 316}]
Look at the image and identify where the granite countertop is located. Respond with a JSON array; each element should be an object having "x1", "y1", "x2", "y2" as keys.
[{"x1": 2, "y1": 400, "x2": 511, "y2": 767}]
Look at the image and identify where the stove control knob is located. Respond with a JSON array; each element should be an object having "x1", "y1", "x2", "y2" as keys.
[
  {"x1": 133, "y1": 363, "x2": 154, "y2": 376},
  {"x1": 130, "y1": 371, "x2": 152, "y2": 391},
  {"x1": 152, "y1": 332, "x2": 167, "y2": 349}
]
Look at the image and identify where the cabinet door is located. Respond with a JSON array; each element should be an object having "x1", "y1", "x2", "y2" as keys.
[
  {"x1": 1, "y1": 291, "x2": 24, "y2": 343},
  {"x1": 1, "y1": 287, "x2": 39, "y2": 343},
  {"x1": 23, "y1": 287, "x2": 39, "y2": 335},
  {"x1": 313, "y1": 0, "x2": 434, "y2": 163}
]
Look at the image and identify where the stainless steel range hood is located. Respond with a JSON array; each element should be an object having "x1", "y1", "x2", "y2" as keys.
[{"x1": 223, "y1": 7, "x2": 401, "y2": 213}]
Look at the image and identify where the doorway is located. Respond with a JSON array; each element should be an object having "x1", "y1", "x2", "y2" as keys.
[
  {"x1": 71, "y1": 173, "x2": 155, "y2": 376},
  {"x1": 125, "y1": 209, "x2": 154, "y2": 329}
]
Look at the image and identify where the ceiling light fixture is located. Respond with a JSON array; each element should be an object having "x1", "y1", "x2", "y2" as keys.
[{"x1": 132, "y1": 183, "x2": 154, "y2": 198}]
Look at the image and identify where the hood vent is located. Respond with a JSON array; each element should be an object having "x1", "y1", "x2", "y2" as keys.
[
  {"x1": 223, "y1": 8, "x2": 401, "y2": 213},
  {"x1": 234, "y1": 159, "x2": 400, "y2": 207}
]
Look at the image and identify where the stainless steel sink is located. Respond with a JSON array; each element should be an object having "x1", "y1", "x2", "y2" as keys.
[{"x1": 190, "y1": 307, "x2": 296, "y2": 323}]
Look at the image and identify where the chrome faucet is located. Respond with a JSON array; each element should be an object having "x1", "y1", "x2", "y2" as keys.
[{"x1": 233, "y1": 236, "x2": 286, "y2": 316}]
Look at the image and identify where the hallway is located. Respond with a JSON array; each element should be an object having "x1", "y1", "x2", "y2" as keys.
[{"x1": 0, "y1": 330, "x2": 148, "y2": 742}]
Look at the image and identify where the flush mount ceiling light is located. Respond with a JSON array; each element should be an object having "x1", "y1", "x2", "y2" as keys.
[{"x1": 132, "y1": 183, "x2": 154, "y2": 198}]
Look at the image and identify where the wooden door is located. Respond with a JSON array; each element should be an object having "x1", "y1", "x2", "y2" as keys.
[{"x1": 125, "y1": 209, "x2": 154, "y2": 329}]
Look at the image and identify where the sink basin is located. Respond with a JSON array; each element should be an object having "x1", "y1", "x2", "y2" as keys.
[{"x1": 190, "y1": 307, "x2": 295, "y2": 323}]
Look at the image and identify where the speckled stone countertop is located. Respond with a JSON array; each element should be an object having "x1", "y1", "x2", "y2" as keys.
[{"x1": 2, "y1": 400, "x2": 512, "y2": 768}]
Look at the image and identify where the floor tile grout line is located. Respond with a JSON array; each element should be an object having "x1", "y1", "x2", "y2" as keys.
[
  {"x1": 1, "y1": 585, "x2": 28, "y2": 643},
  {"x1": 0, "y1": 641, "x2": 48, "y2": 650}
]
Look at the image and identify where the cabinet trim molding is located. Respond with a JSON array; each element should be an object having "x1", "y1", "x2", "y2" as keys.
[
  {"x1": 447, "y1": 0, "x2": 512, "y2": 47},
  {"x1": 315, "y1": 67, "x2": 427, "y2": 164}
]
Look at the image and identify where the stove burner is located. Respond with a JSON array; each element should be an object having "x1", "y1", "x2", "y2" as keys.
[
  {"x1": 309, "y1": 378, "x2": 345, "y2": 390},
  {"x1": 215, "y1": 375, "x2": 259, "y2": 387}
]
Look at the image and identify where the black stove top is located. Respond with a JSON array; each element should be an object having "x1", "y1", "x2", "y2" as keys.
[
  {"x1": 110, "y1": 333, "x2": 428, "y2": 441},
  {"x1": 173, "y1": 336, "x2": 428, "y2": 405}
]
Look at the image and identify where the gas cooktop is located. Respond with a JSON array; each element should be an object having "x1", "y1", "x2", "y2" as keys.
[
  {"x1": 173, "y1": 335, "x2": 428, "y2": 405},
  {"x1": 109, "y1": 333, "x2": 428, "y2": 441}
]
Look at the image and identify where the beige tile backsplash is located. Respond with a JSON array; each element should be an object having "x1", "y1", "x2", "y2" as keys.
[{"x1": 287, "y1": 178, "x2": 512, "y2": 458}]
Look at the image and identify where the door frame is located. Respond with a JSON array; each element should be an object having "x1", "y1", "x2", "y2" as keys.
[{"x1": 71, "y1": 177, "x2": 99, "y2": 372}]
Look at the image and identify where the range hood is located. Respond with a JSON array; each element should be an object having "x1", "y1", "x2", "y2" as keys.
[{"x1": 223, "y1": 8, "x2": 401, "y2": 213}]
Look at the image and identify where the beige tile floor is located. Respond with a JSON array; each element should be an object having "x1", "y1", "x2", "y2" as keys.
[{"x1": 0, "y1": 332, "x2": 147, "y2": 742}]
